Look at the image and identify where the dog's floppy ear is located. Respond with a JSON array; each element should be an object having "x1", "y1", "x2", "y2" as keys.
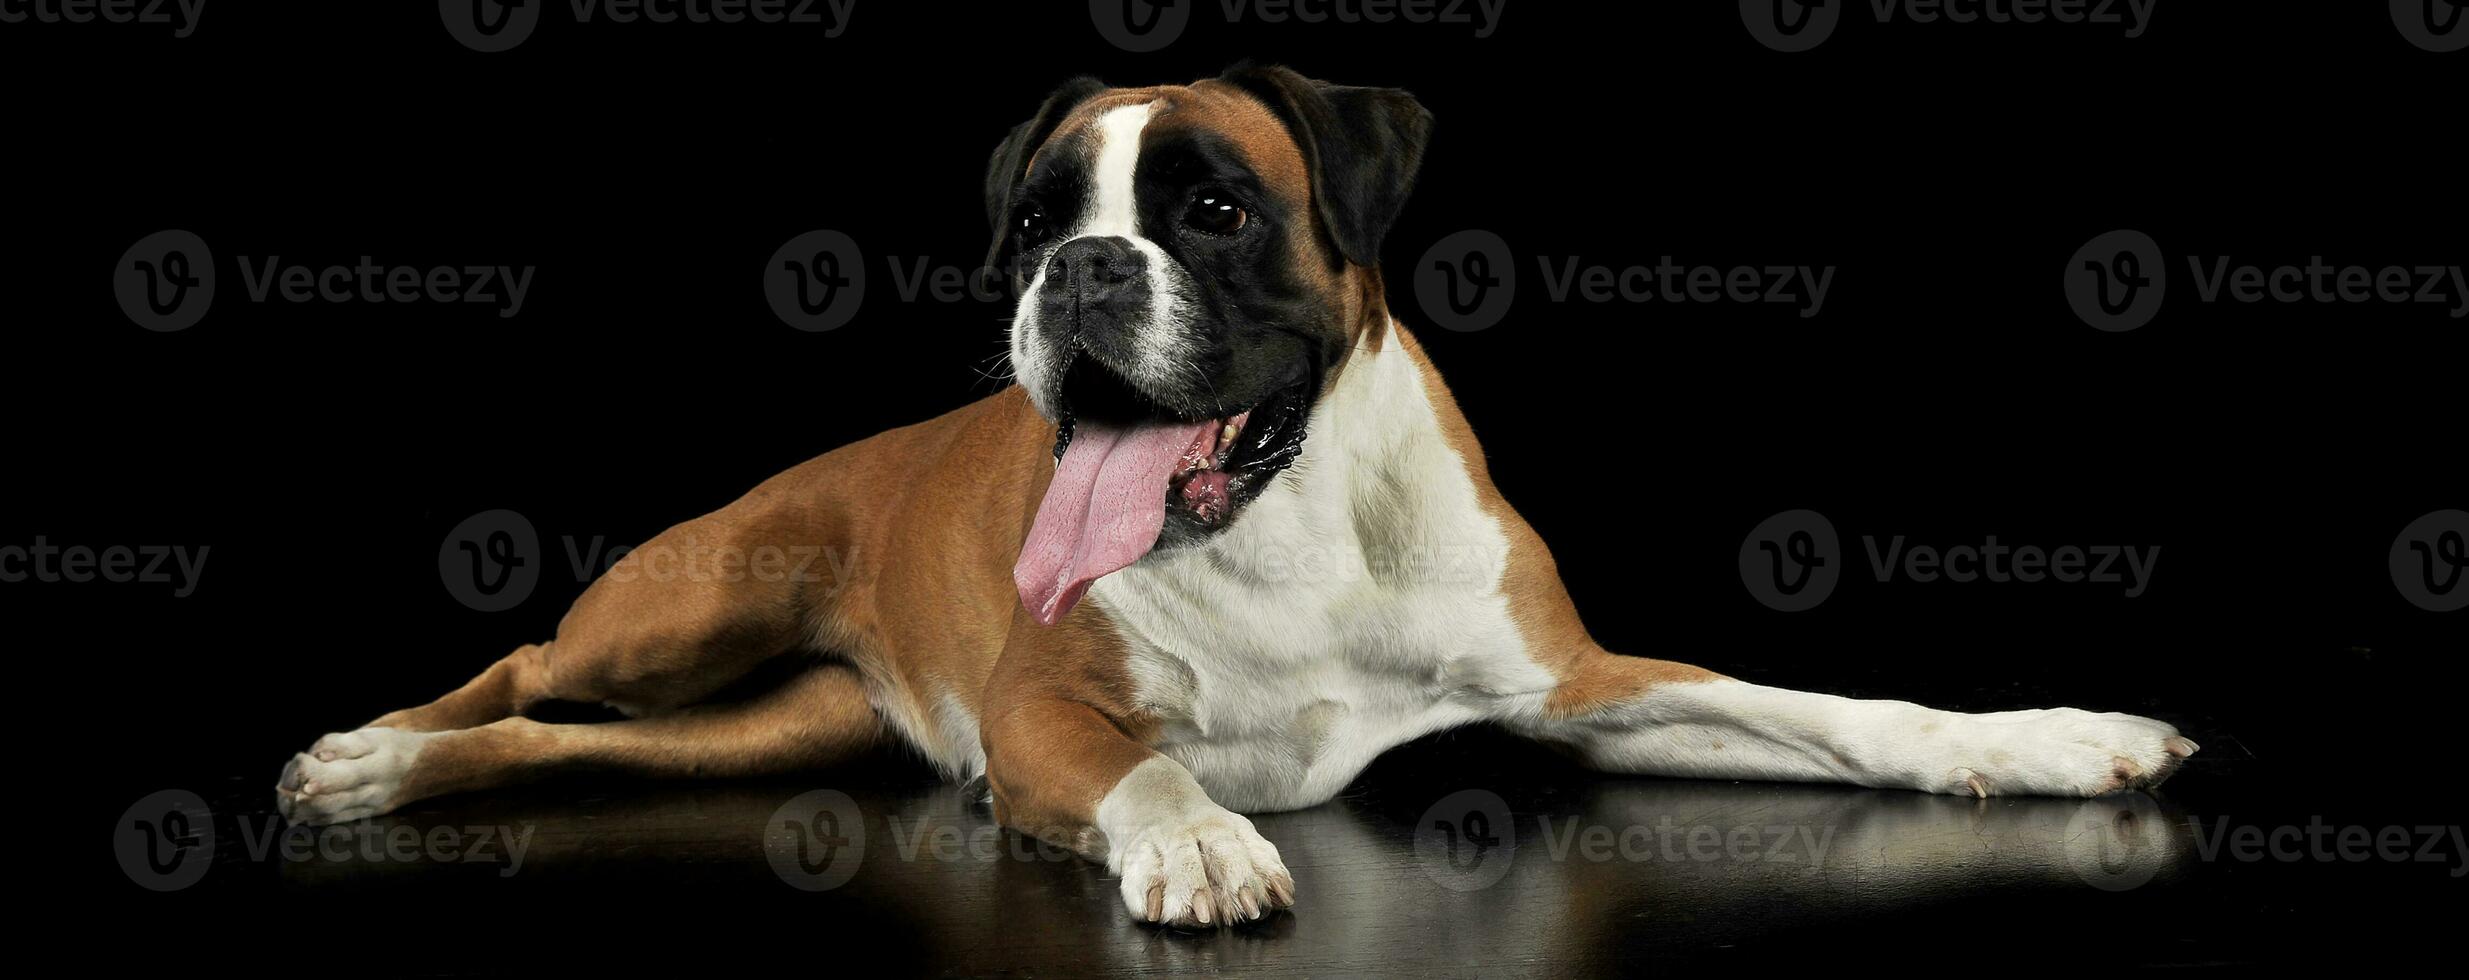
[
  {"x1": 984, "y1": 76, "x2": 1108, "y2": 248},
  {"x1": 1220, "y1": 63, "x2": 1432, "y2": 269}
]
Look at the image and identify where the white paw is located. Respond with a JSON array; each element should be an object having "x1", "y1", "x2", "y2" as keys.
[
  {"x1": 274, "y1": 727, "x2": 436, "y2": 825},
  {"x1": 1938, "y1": 708, "x2": 2197, "y2": 798},
  {"x1": 1110, "y1": 808, "x2": 1295, "y2": 928}
]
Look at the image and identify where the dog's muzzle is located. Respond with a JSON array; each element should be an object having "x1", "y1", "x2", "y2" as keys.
[{"x1": 1039, "y1": 236, "x2": 1153, "y2": 351}]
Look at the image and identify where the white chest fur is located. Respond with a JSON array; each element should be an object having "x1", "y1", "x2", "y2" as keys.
[{"x1": 1089, "y1": 333, "x2": 1558, "y2": 812}]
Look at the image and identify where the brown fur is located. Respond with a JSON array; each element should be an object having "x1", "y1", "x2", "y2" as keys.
[
  {"x1": 1387, "y1": 329, "x2": 1727, "y2": 718},
  {"x1": 314, "y1": 79, "x2": 1720, "y2": 847}
]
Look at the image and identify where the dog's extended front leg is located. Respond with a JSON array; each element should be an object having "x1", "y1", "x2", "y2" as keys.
[
  {"x1": 1521, "y1": 652, "x2": 2199, "y2": 797},
  {"x1": 983, "y1": 698, "x2": 1296, "y2": 927}
]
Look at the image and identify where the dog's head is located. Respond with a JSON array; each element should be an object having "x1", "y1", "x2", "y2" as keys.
[{"x1": 990, "y1": 65, "x2": 1432, "y2": 624}]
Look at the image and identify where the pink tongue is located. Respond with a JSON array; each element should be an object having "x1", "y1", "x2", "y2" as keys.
[{"x1": 1015, "y1": 417, "x2": 1219, "y2": 626}]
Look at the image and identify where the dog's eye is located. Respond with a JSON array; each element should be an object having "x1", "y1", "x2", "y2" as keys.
[
  {"x1": 1183, "y1": 189, "x2": 1248, "y2": 236},
  {"x1": 1016, "y1": 204, "x2": 1055, "y2": 247}
]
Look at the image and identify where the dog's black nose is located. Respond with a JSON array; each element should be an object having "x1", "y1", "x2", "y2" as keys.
[{"x1": 1048, "y1": 236, "x2": 1144, "y2": 303}]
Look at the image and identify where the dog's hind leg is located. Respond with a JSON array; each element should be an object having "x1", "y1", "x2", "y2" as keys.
[
  {"x1": 282, "y1": 506, "x2": 876, "y2": 822},
  {"x1": 277, "y1": 660, "x2": 884, "y2": 825},
  {"x1": 362, "y1": 641, "x2": 560, "y2": 734},
  {"x1": 355, "y1": 511, "x2": 850, "y2": 734},
  {"x1": 1511, "y1": 648, "x2": 2199, "y2": 798},
  {"x1": 1479, "y1": 478, "x2": 2197, "y2": 798}
]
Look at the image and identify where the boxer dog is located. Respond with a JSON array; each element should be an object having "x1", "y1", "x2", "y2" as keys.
[{"x1": 277, "y1": 65, "x2": 2197, "y2": 927}]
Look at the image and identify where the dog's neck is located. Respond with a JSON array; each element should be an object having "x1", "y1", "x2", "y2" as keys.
[
  {"x1": 1105, "y1": 312, "x2": 1509, "y2": 605},
  {"x1": 1086, "y1": 311, "x2": 1541, "y2": 765}
]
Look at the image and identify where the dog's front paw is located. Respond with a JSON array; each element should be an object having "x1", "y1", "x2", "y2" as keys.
[
  {"x1": 274, "y1": 727, "x2": 435, "y2": 825},
  {"x1": 1109, "y1": 808, "x2": 1295, "y2": 928},
  {"x1": 1937, "y1": 708, "x2": 2197, "y2": 797}
]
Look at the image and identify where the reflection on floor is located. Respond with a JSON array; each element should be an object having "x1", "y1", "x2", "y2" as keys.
[{"x1": 169, "y1": 723, "x2": 2441, "y2": 974}]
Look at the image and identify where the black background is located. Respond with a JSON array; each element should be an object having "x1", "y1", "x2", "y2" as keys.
[{"x1": 11, "y1": 1, "x2": 2463, "y2": 972}]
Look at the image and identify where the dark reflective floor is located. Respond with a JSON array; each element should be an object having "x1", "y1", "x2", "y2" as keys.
[{"x1": 133, "y1": 703, "x2": 2457, "y2": 975}]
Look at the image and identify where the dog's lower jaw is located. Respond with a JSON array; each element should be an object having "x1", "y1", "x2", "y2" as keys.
[{"x1": 1094, "y1": 756, "x2": 1298, "y2": 928}]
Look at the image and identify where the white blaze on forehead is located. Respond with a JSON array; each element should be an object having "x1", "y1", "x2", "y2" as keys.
[
  {"x1": 1010, "y1": 97, "x2": 1201, "y2": 416},
  {"x1": 1075, "y1": 101, "x2": 1158, "y2": 239},
  {"x1": 1067, "y1": 99, "x2": 1196, "y2": 394}
]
